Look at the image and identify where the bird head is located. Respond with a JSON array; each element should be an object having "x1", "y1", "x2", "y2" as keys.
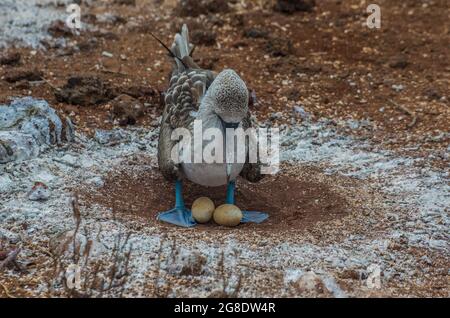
[{"x1": 207, "y1": 69, "x2": 249, "y2": 128}]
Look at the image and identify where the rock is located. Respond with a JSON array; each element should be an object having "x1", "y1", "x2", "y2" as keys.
[
  {"x1": 339, "y1": 269, "x2": 361, "y2": 280},
  {"x1": 77, "y1": 38, "x2": 99, "y2": 52},
  {"x1": 113, "y1": 0, "x2": 136, "y2": 5},
  {"x1": 287, "y1": 89, "x2": 301, "y2": 101},
  {"x1": 13, "y1": 80, "x2": 31, "y2": 90},
  {"x1": 0, "y1": 229, "x2": 21, "y2": 244},
  {"x1": 111, "y1": 94, "x2": 145, "y2": 126},
  {"x1": 321, "y1": 275, "x2": 347, "y2": 298},
  {"x1": 55, "y1": 76, "x2": 116, "y2": 106},
  {"x1": 175, "y1": 0, "x2": 230, "y2": 17},
  {"x1": 94, "y1": 129, "x2": 126, "y2": 145},
  {"x1": 270, "y1": 112, "x2": 283, "y2": 120},
  {"x1": 57, "y1": 154, "x2": 80, "y2": 168},
  {"x1": 0, "y1": 175, "x2": 14, "y2": 193},
  {"x1": 192, "y1": 197, "x2": 215, "y2": 223},
  {"x1": 191, "y1": 30, "x2": 217, "y2": 46},
  {"x1": 0, "y1": 52, "x2": 21, "y2": 66},
  {"x1": 297, "y1": 271, "x2": 322, "y2": 290},
  {"x1": 265, "y1": 38, "x2": 294, "y2": 57},
  {"x1": 4, "y1": 69, "x2": 43, "y2": 83},
  {"x1": 389, "y1": 55, "x2": 409, "y2": 69},
  {"x1": 96, "y1": 13, "x2": 127, "y2": 25},
  {"x1": 0, "y1": 97, "x2": 74, "y2": 163},
  {"x1": 286, "y1": 270, "x2": 344, "y2": 297},
  {"x1": 41, "y1": 37, "x2": 68, "y2": 51},
  {"x1": 213, "y1": 204, "x2": 243, "y2": 227},
  {"x1": 28, "y1": 182, "x2": 50, "y2": 201},
  {"x1": 392, "y1": 84, "x2": 405, "y2": 92},
  {"x1": 169, "y1": 249, "x2": 207, "y2": 276},
  {"x1": 119, "y1": 85, "x2": 157, "y2": 99},
  {"x1": 207, "y1": 14, "x2": 225, "y2": 27},
  {"x1": 92, "y1": 30, "x2": 120, "y2": 40},
  {"x1": 423, "y1": 88, "x2": 442, "y2": 101},
  {"x1": 429, "y1": 239, "x2": 447, "y2": 249},
  {"x1": 293, "y1": 63, "x2": 322, "y2": 75},
  {"x1": 293, "y1": 105, "x2": 311, "y2": 120},
  {"x1": 284, "y1": 269, "x2": 325, "y2": 295},
  {"x1": 420, "y1": 255, "x2": 432, "y2": 265},
  {"x1": 243, "y1": 28, "x2": 269, "y2": 39},
  {"x1": 86, "y1": 176, "x2": 104, "y2": 188},
  {"x1": 47, "y1": 19, "x2": 74, "y2": 37},
  {"x1": 274, "y1": 0, "x2": 316, "y2": 14},
  {"x1": 101, "y1": 51, "x2": 114, "y2": 58}
]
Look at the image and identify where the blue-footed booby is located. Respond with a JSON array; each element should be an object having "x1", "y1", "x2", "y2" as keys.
[{"x1": 156, "y1": 25, "x2": 268, "y2": 227}]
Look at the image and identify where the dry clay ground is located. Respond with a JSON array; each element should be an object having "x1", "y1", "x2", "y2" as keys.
[{"x1": 0, "y1": 0, "x2": 449, "y2": 297}]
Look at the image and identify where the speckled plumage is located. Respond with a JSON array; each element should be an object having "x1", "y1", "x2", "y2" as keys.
[{"x1": 158, "y1": 25, "x2": 264, "y2": 185}]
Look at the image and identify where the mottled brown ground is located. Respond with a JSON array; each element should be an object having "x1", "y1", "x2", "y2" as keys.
[
  {"x1": 0, "y1": 0, "x2": 449, "y2": 298},
  {"x1": 0, "y1": 0, "x2": 448, "y2": 165}
]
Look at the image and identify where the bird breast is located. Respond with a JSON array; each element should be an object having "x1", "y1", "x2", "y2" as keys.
[{"x1": 180, "y1": 111, "x2": 245, "y2": 187}]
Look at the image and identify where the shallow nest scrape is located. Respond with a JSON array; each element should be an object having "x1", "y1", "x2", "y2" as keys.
[{"x1": 83, "y1": 161, "x2": 380, "y2": 240}]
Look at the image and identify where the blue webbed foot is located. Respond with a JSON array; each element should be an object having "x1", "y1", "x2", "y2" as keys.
[
  {"x1": 157, "y1": 180, "x2": 197, "y2": 228},
  {"x1": 158, "y1": 207, "x2": 196, "y2": 228},
  {"x1": 226, "y1": 180, "x2": 269, "y2": 224},
  {"x1": 241, "y1": 211, "x2": 269, "y2": 224}
]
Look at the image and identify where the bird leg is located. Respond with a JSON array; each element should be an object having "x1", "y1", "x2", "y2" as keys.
[
  {"x1": 157, "y1": 180, "x2": 196, "y2": 227},
  {"x1": 226, "y1": 180, "x2": 237, "y2": 204},
  {"x1": 226, "y1": 180, "x2": 269, "y2": 224}
]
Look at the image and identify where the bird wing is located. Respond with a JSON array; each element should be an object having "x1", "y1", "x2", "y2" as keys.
[
  {"x1": 157, "y1": 25, "x2": 216, "y2": 181},
  {"x1": 163, "y1": 69, "x2": 216, "y2": 129},
  {"x1": 158, "y1": 69, "x2": 216, "y2": 181}
]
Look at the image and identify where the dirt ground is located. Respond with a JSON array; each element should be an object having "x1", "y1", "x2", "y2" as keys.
[
  {"x1": 86, "y1": 165, "x2": 350, "y2": 233},
  {"x1": 0, "y1": 0, "x2": 449, "y2": 298},
  {"x1": 1, "y1": 0, "x2": 448, "y2": 154}
]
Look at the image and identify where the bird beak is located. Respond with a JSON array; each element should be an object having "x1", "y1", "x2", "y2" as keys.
[{"x1": 223, "y1": 121, "x2": 240, "y2": 130}]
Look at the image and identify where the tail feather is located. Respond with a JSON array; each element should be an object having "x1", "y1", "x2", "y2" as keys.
[
  {"x1": 181, "y1": 24, "x2": 192, "y2": 56},
  {"x1": 175, "y1": 34, "x2": 188, "y2": 58},
  {"x1": 172, "y1": 24, "x2": 194, "y2": 71}
]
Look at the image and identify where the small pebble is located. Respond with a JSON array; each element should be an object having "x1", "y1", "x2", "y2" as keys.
[
  {"x1": 392, "y1": 84, "x2": 404, "y2": 92},
  {"x1": 28, "y1": 182, "x2": 50, "y2": 201},
  {"x1": 102, "y1": 51, "x2": 114, "y2": 58}
]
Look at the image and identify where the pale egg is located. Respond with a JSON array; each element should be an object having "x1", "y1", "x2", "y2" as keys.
[
  {"x1": 213, "y1": 204, "x2": 243, "y2": 227},
  {"x1": 192, "y1": 197, "x2": 215, "y2": 223}
]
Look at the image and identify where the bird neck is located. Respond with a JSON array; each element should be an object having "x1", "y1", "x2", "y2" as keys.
[{"x1": 196, "y1": 96, "x2": 223, "y2": 132}]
